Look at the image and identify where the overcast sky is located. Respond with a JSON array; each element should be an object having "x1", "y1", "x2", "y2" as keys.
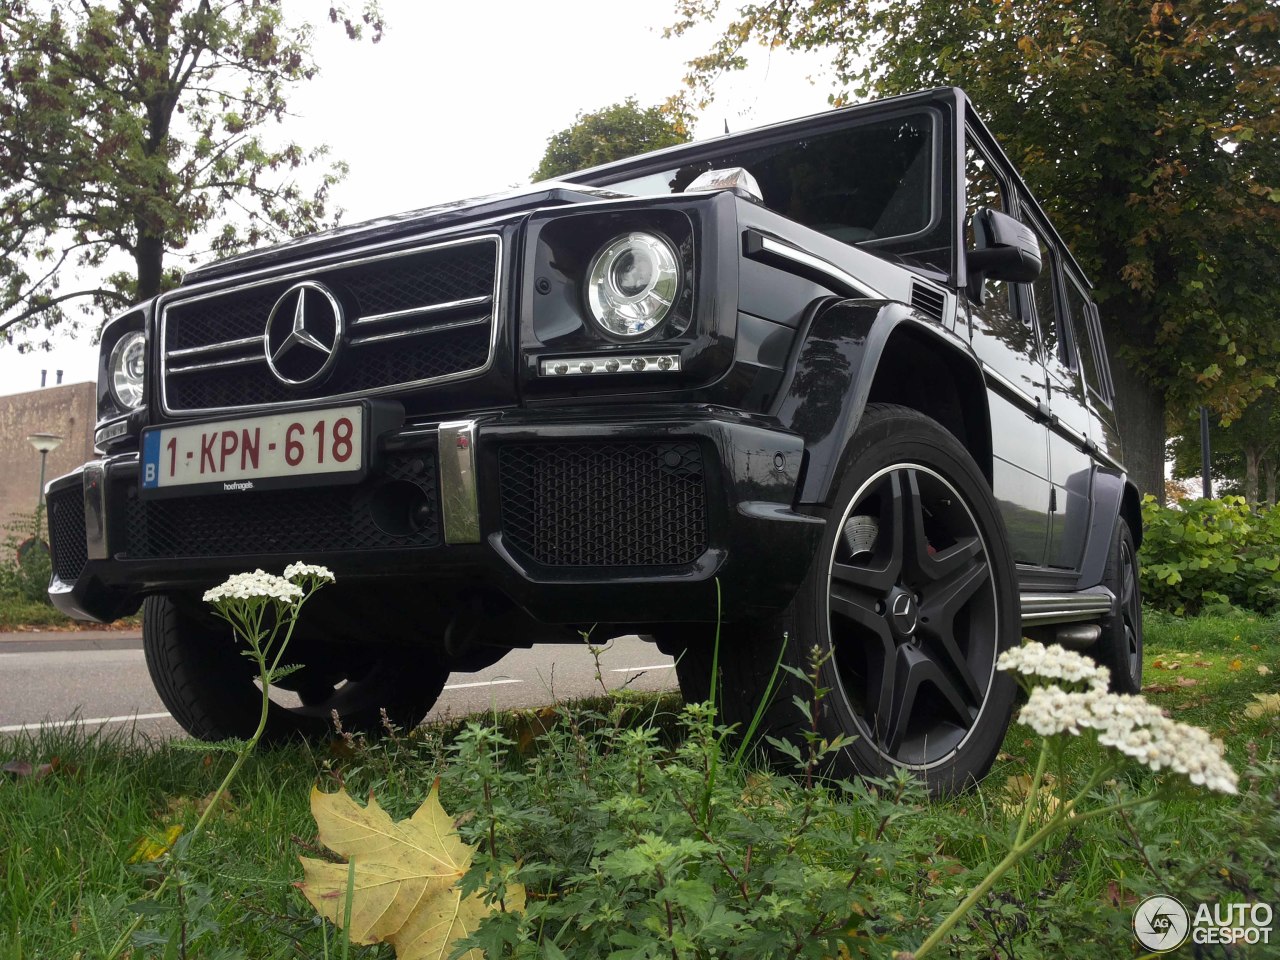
[{"x1": 0, "y1": 0, "x2": 835, "y2": 397}]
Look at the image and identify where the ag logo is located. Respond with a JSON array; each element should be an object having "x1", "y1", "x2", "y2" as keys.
[{"x1": 1133, "y1": 895, "x2": 1190, "y2": 952}]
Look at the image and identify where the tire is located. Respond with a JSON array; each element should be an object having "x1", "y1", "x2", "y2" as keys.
[
  {"x1": 708, "y1": 404, "x2": 1020, "y2": 793},
  {"x1": 143, "y1": 594, "x2": 448, "y2": 742},
  {"x1": 1097, "y1": 522, "x2": 1144, "y2": 694},
  {"x1": 645, "y1": 627, "x2": 714, "y2": 707}
]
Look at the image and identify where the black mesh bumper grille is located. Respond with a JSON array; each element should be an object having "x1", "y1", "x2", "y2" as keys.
[
  {"x1": 122, "y1": 455, "x2": 440, "y2": 560},
  {"x1": 48, "y1": 487, "x2": 87, "y2": 583},
  {"x1": 498, "y1": 441, "x2": 709, "y2": 567},
  {"x1": 161, "y1": 237, "x2": 498, "y2": 412}
]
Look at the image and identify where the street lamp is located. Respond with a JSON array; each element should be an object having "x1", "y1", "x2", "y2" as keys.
[{"x1": 27, "y1": 432, "x2": 63, "y2": 513}]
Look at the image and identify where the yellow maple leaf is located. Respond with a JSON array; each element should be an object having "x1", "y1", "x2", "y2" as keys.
[
  {"x1": 998, "y1": 773, "x2": 1061, "y2": 819},
  {"x1": 128, "y1": 824, "x2": 183, "y2": 863},
  {"x1": 1244, "y1": 694, "x2": 1280, "y2": 720},
  {"x1": 298, "y1": 782, "x2": 524, "y2": 959},
  {"x1": 1229, "y1": 659, "x2": 1244, "y2": 671}
]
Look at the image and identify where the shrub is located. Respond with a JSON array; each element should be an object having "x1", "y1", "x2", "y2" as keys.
[
  {"x1": 0, "y1": 510, "x2": 53, "y2": 606},
  {"x1": 1139, "y1": 495, "x2": 1280, "y2": 615}
]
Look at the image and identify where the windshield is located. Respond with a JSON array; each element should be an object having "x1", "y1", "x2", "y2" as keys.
[{"x1": 583, "y1": 110, "x2": 948, "y2": 273}]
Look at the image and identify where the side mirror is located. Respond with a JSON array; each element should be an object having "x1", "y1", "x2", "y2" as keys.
[{"x1": 966, "y1": 208, "x2": 1041, "y2": 303}]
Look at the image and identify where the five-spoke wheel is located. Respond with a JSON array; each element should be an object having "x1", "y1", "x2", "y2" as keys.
[
  {"x1": 702, "y1": 404, "x2": 1018, "y2": 793},
  {"x1": 827, "y1": 465, "x2": 999, "y2": 767}
]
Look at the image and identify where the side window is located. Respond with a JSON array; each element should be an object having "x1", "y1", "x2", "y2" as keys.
[
  {"x1": 1089, "y1": 307, "x2": 1117, "y2": 400},
  {"x1": 964, "y1": 138, "x2": 1013, "y2": 316},
  {"x1": 1064, "y1": 279, "x2": 1111, "y2": 404},
  {"x1": 1026, "y1": 226, "x2": 1064, "y2": 365}
]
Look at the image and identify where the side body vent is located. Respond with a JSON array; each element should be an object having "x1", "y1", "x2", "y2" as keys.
[{"x1": 910, "y1": 281, "x2": 947, "y2": 323}]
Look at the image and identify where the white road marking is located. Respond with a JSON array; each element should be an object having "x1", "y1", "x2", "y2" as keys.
[
  {"x1": 441, "y1": 678, "x2": 523, "y2": 691},
  {"x1": 609, "y1": 664, "x2": 675, "y2": 673},
  {"x1": 0, "y1": 711, "x2": 172, "y2": 733}
]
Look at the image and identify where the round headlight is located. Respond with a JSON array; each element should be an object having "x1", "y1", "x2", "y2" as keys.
[
  {"x1": 585, "y1": 232, "x2": 680, "y2": 337},
  {"x1": 109, "y1": 331, "x2": 145, "y2": 409}
]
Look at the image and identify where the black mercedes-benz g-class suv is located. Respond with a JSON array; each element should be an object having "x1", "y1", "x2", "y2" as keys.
[{"x1": 47, "y1": 87, "x2": 1142, "y2": 789}]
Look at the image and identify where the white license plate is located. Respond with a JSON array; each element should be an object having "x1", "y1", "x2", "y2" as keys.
[{"x1": 141, "y1": 405, "x2": 364, "y2": 495}]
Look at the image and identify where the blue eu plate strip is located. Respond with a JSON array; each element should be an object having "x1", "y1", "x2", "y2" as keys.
[{"x1": 141, "y1": 430, "x2": 161, "y2": 489}]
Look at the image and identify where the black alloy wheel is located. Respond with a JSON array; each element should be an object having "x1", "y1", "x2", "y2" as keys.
[
  {"x1": 1098, "y1": 522, "x2": 1144, "y2": 693},
  {"x1": 826, "y1": 463, "x2": 1000, "y2": 767},
  {"x1": 684, "y1": 405, "x2": 1018, "y2": 793},
  {"x1": 143, "y1": 594, "x2": 448, "y2": 742}
]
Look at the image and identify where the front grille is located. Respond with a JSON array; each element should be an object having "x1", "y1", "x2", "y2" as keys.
[
  {"x1": 122, "y1": 455, "x2": 439, "y2": 560},
  {"x1": 498, "y1": 441, "x2": 708, "y2": 567},
  {"x1": 161, "y1": 236, "x2": 500, "y2": 413},
  {"x1": 48, "y1": 487, "x2": 87, "y2": 583}
]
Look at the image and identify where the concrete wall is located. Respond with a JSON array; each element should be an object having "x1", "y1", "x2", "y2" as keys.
[{"x1": 0, "y1": 381, "x2": 96, "y2": 540}]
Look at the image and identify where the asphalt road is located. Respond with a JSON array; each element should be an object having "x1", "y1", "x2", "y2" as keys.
[{"x1": 0, "y1": 631, "x2": 678, "y2": 741}]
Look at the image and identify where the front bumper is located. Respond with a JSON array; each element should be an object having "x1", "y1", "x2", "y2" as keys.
[{"x1": 47, "y1": 407, "x2": 824, "y2": 626}]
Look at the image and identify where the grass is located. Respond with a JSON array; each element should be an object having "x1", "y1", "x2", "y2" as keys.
[
  {"x1": 921, "y1": 611, "x2": 1280, "y2": 955},
  {"x1": 1, "y1": 611, "x2": 1277, "y2": 958},
  {"x1": 0, "y1": 596, "x2": 140, "y2": 632}
]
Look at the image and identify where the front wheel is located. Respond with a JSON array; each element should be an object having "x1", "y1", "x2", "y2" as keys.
[
  {"x1": 143, "y1": 594, "x2": 448, "y2": 742},
  {"x1": 710, "y1": 405, "x2": 1019, "y2": 793}
]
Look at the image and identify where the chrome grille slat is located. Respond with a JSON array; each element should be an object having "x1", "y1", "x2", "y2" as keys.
[
  {"x1": 169, "y1": 353, "x2": 266, "y2": 375},
  {"x1": 169, "y1": 335, "x2": 264, "y2": 359},
  {"x1": 354, "y1": 295, "x2": 492, "y2": 326},
  {"x1": 347, "y1": 315, "x2": 490, "y2": 347},
  {"x1": 159, "y1": 235, "x2": 501, "y2": 415}
]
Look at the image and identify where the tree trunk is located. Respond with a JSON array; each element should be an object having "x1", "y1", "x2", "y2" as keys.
[
  {"x1": 1244, "y1": 445, "x2": 1261, "y2": 510},
  {"x1": 1110, "y1": 351, "x2": 1166, "y2": 503},
  {"x1": 1265, "y1": 458, "x2": 1276, "y2": 507},
  {"x1": 134, "y1": 234, "x2": 165, "y2": 301}
]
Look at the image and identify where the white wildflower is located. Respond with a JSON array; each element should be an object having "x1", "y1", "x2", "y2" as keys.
[
  {"x1": 998, "y1": 641, "x2": 1111, "y2": 691},
  {"x1": 1016, "y1": 684, "x2": 1238, "y2": 794},
  {"x1": 283, "y1": 562, "x2": 336, "y2": 584},
  {"x1": 203, "y1": 569, "x2": 302, "y2": 605},
  {"x1": 1018, "y1": 685, "x2": 1087, "y2": 736}
]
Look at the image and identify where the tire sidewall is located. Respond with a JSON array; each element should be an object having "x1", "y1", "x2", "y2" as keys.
[
  {"x1": 1100, "y1": 523, "x2": 1144, "y2": 694},
  {"x1": 778, "y1": 406, "x2": 1019, "y2": 792},
  {"x1": 143, "y1": 594, "x2": 447, "y2": 742}
]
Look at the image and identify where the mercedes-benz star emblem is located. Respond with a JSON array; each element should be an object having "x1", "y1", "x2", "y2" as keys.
[
  {"x1": 265, "y1": 281, "x2": 343, "y2": 386},
  {"x1": 890, "y1": 590, "x2": 919, "y2": 637}
]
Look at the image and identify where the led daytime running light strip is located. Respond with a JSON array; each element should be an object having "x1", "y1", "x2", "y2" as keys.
[{"x1": 540, "y1": 354, "x2": 681, "y2": 376}]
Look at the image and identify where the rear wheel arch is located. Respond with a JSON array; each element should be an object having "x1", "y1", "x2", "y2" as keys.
[{"x1": 1120, "y1": 480, "x2": 1144, "y2": 550}]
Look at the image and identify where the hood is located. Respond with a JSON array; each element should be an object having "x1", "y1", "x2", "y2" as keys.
[{"x1": 182, "y1": 182, "x2": 626, "y2": 285}]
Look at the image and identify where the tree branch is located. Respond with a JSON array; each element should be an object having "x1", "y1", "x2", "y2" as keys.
[{"x1": 0, "y1": 287, "x2": 132, "y2": 337}]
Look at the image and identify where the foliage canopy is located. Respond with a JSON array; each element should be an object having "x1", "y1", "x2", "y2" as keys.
[
  {"x1": 1169, "y1": 388, "x2": 1280, "y2": 506},
  {"x1": 532, "y1": 97, "x2": 690, "y2": 181},
  {"x1": 0, "y1": 0, "x2": 382, "y2": 347},
  {"x1": 670, "y1": 0, "x2": 1280, "y2": 494}
]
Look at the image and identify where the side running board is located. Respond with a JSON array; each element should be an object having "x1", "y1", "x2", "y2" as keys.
[{"x1": 1020, "y1": 588, "x2": 1113, "y2": 627}]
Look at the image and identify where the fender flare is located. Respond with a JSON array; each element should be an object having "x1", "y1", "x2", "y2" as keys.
[
  {"x1": 1076, "y1": 473, "x2": 1142, "y2": 588},
  {"x1": 771, "y1": 298, "x2": 992, "y2": 506}
]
